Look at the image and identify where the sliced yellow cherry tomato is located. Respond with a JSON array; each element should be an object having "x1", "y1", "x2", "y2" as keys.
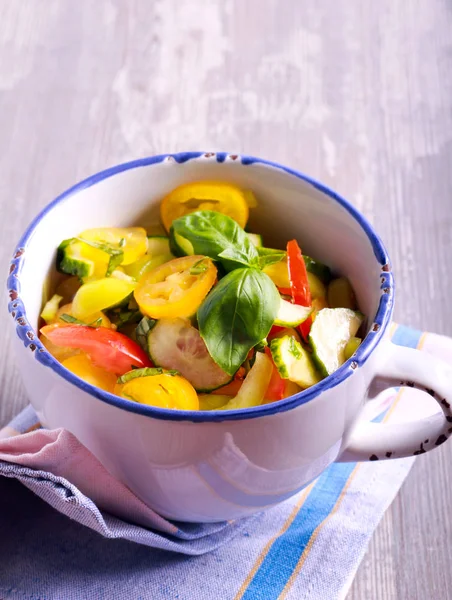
[
  {"x1": 134, "y1": 255, "x2": 217, "y2": 319},
  {"x1": 62, "y1": 354, "x2": 117, "y2": 393},
  {"x1": 160, "y1": 181, "x2": 249, "y2": 231},
  {"x1": 114, "y1": 372, "x2": 199, "y2": 410},
  {"x1": 72, "y1": 278, "x2": 135, "y2": 320},
  {"x1": 79, "y1": 227, "x2": 148, "y2": 266}
]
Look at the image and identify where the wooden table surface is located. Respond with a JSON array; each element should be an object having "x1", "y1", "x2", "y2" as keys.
[{"x1": 1, "y1": 1, "x2": 451, "y2": 598}]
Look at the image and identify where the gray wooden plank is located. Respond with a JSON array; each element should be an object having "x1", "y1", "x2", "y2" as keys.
[{"x1": 0, "y1": 1, "x2": 451, "y2": 598}]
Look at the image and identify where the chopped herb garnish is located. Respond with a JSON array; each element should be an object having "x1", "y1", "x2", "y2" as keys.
[
  {"x1": 288, "y1": 336, "x2": 302, "y2": 359},
  {"x1": 59, "y1": 313, "x2": 86, "y2": 325},
  {"x1": 59, "y1": 314, "x2": 103, "y2": 328},
  {"x1": 189, "y1": 258, "x2": 209, "y2": 275},
  {"x1": 135, "y1": 316, "x2": 157, "y2": 351},
  {"x1": 117, "y1": 367, "x2": 179, "y2": 384}
]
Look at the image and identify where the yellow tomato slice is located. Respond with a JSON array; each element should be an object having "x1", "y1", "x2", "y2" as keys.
[
  {"x1": 114, "y1": 373, "x2": 199, "y2": 410},
  {"x1": 134, "y1": 255, "x2": 216, "y2": 319},
  {"x1": 72, "y1": 278, "x2": 135, "y2": 320},
  {"x1": 160, "y1": 181, "x2": 249, "y2": 231},
  {"x1": 62, "y1": 354, "x2": 117, "y2": 393},
  {"x1": 79, "y1": 227, "x2": 148, "y2": 266}
]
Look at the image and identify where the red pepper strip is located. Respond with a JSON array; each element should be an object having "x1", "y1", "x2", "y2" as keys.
[
  {"x1": 286, "y1": 239, "x2": 312, "y2": 340},
  {"x1": 41, "y1": 324, "x2": 152, "y2": 375},
  {"x1": 278, "y1": 287, "x2": 293, "y2": 296},
  {"x1": 264, "y1": 347, "x2": 285, "y2": 401}
]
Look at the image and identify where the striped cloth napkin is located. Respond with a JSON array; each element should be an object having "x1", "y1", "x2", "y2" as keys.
[{"x1": 0, "y1": 324, "x2": 447, "y2": 600}]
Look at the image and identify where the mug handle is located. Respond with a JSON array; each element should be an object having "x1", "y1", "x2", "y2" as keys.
[{"x1": 340, "y1": 341, "x2": 452, "y2": 462}]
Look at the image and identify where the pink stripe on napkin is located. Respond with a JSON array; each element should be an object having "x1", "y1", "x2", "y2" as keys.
[{"x1": 0, "y1": 428, "x2": 178, "y2": 534}]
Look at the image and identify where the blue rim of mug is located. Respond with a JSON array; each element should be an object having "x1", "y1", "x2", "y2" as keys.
[{"x1": 7, "y1": 151, "x2": 394, "y2": 422}]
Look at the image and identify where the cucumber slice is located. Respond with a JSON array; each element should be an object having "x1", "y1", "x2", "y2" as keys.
[
  {"x1": 309, "y1": 308, "x2": 364, "y2": 376},
  {"x1": 146, "y1": 318, "x2": 233, "y2": 391},
  {"x1": 274, "y1": 299, "x2": 312, "y2": 327},
  {"x1": 57, "y1": 239, "x2": 95, "y2": 279},
  {"x1": 269, "y1": 327, "x2": 301, "y2": 342},
  {"x1": 169, "y1": 229, "x2": 195, "y2": 257},
  {"x1": 270, "y1": 335, "x2": 321, "y2": 388},
  {"x1": 247, "y1": 233, "x2": 263, "y2": 247}
]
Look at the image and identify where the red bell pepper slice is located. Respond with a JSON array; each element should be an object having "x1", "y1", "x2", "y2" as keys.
[
  {"x1": 41, "y1": 324, "x2": 152, "y2": 375},
  {"x1": 286, "y1": 239, "x2": 312, "y2": 340}
]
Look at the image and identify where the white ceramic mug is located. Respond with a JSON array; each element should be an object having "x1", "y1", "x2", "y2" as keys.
[{"x1": 7, "y1": 152, "x2": 452, "y2": 523}]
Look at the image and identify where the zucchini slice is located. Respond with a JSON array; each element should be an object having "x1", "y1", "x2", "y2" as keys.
[
  {"x1": 309, "y1": 308, "x2": 364, "y2": 376},
  {"x1": 57, "y1": 239, "x2": 96, "y2": 279},
  {"x1": 270, "y1": 335, "x2": 321, "y2": 388},
  {"x1": 146, "y1": 317, "x2": 233, "y2": 391},
  {"x1": 274, "y1": 299, "x2": 312, "y2": 327}
]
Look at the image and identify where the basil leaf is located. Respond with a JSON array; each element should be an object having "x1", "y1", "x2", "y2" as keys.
[
  {"x1": 135, "y1": 316, "x2": 156, "y2": 352},
  {"x1": 170, "y1": 210, "x2": 259, "y2": 271},
  {"x1": 118, "y1": 367, "x2": 179, "y2": 384},
  {"x1": 59, "y1": 313, "x2": 86, "y2": 325},
  {"x1": 107, "y1": 308, "x2": 142, "y2": 329},
  {"x1": 59, "y1": 314, "x2": 102, "y2": 328},
  {"x1": 198, "y1": 268, "x2": 280, "y2": 375},
  {"x1": 256, "y1": 247, "x2": 286, "y2": 269},
  {"x1": 76, "y1": 237, "x2": 124, "y2": 277}
]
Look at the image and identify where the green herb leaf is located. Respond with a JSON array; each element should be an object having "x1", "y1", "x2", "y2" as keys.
[
  {"x1": 288, "y1": 336, "x2": 302, "y2": 359},
  {"x1": 59, "y1": 313, "x2": 103, "y2": 328},
  {"x1": 189, "y1": 258, "x2": 209, "y2": 275},
  {"x1": 170, "y1": 210, "x2": 259, "y2": 272},
  {"x1": 107, "y1": 308, "x2": 142, "y2": 328},
  {"x1": 59, "y1": 313, "x2": 86, "y2": 325},
  {"x1": 118, "y1": 367, "x2": 179, "y2": 384},
  {"x1": 76, "y1": 237, "x2": 124, "y2": 277},
  {"x1": 197, "y1": 268, "x2": 280, "y2": 375},
  {"x1": 135, "y1": 316, "x2": 157, "y2": 352},
  {"x1": 256, "y1": 247, "x2": 286, "y2": 269},
  {"x1": 89, "y1": 317, "x2": 103, "y2": 328}
]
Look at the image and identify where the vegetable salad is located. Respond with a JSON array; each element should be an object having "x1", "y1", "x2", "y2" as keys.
[{"x1": 39, "y1": 181, "x2": 365, "y2": 411}]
